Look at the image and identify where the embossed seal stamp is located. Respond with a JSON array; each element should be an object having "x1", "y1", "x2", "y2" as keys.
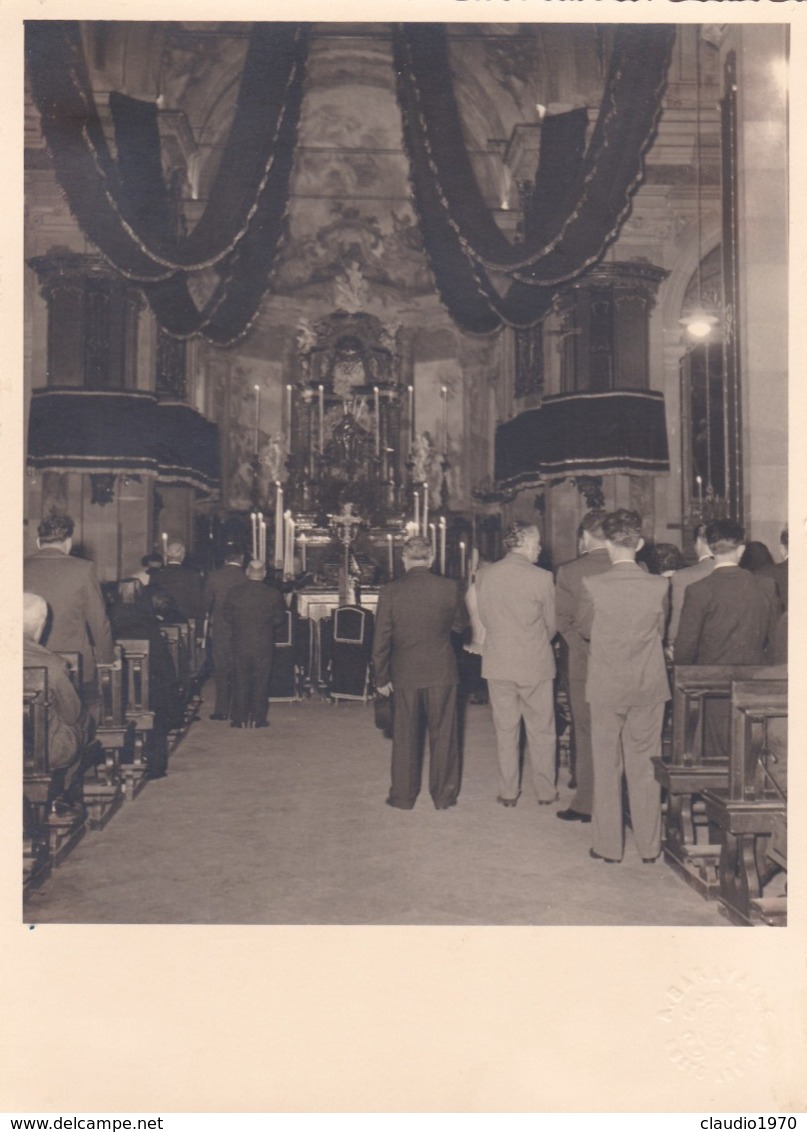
[{"x1": 658, "y1": 968, "x2": 772, "y2": 1084}]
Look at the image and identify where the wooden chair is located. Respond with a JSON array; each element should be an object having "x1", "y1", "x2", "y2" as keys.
[
  {"x1": 117, "y1": 639, "x2": 154, "y2": 800},
  {"x1": 702, "y1": 678, "x2": 787, "y2": 926},
  {"x1": 652, "y1": 664, "x2": 773, "y2": 897},
  {"x1": 87, "y1": 648, "x2": 128, "y2": 825}
]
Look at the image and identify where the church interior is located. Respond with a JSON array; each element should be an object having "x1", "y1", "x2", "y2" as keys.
[{"x1": 22, "y1": 20, "x2": 789, "y2": 926}]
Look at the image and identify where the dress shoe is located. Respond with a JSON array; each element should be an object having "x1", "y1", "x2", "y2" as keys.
[
  {"x1": 537, "y1": 793, "x2": 559, "y2": 806},
  {"x1": 254, "y1": 721, "x2": 270, "y2": 729},
  {"x1": 435, "y1": 798, "x2": 457, "y2": 810},
  {"x1": 209, "y1": 712, "x2": 228, "y2": 721},
  {"x1": 642, "y1": 856, "x2": 660, "y2": 864},
  {"x1": 556, "y1": 808, "x2": 592, "y2": 824},
  {"x1": 496, "y1": 795, "x2": 518, "y2": 808},
  {"x1": 589, "y1": 848, "x2": 619, "y2": 863},
  {"x1": 230, "y1": 721, "x2": 248, "y2": 729},
  {"x1": 385, "y1": 797, "x2": 415, "y2": 810}
]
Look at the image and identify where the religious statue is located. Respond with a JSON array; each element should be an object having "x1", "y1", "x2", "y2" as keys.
[
  {"x1": 333, "y1": 260, "x2": 368, "y2": 314},
  {"x1": 331, "y1": 335, "x2": 368, "y2": 398},
  {"x1": 261, "y1": 433, "x2": 285, "y2": 484},
  {"x1": 410, "y1": 431, "x2": 434, "y2": 484}
]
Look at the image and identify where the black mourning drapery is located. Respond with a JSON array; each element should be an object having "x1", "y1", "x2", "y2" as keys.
[
  {"x1": 26, "y1": 22, "x2": 308, "y2": 344},
  {"x1": 392, "y1": 24, "x2": 676, "y2": 333}
]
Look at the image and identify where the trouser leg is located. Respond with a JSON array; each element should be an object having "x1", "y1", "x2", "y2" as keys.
[
  {"x1": 230, "y1": 653, "x2": 251, "y2": 725},
  {"x1": 520, "y1": 680, "x2": 557, "y2": 802},
  {"x1": 389, "y1": 687, "x2": 423, "y2": 807},
  {"x1": 252, "y1": 651, "x2": 273, "y2": 724},
  {"x1": 568, "y1": 678, "x2": 594, "y2": 813},
  {"x1": 486, "y1": 680, "x2": 522, "y2": 800},
  {"x1": 425, "y1": 685, "x2": 460, "y2": 808},
  {"x1": 590, "y1": 703, "x2": 626, "y2": 861},
  {"x1": 212, "y1": 641, "x2": 232, "y2": 716},
  {"x1": 622, "y1": 702, "x2": 665, "y2": 860}
]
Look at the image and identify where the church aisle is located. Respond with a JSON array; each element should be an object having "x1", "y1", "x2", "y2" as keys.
[{"x1": 25, "y1": 691, "x2": 728, "y2": 926}]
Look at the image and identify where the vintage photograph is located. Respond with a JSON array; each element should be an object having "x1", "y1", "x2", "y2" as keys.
[{"x1": 21, "y1": 19, "x2": 788, "y2": 932}]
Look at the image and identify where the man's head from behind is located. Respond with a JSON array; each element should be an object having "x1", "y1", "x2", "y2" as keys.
[
  {"x1": 246, "y1": 559, "x2": 266, "y2": 582},
  {"x1": 23, "y1": 592, "x2": 48, "y2": 642},
  {"x1": 37, "y1": 513, "x2": 74, "y2": 552},
  {"x1": 402, "y1": 535, "x2": 434, "y2": 571},
  {"x1": 578, "y1": 509, "x2": 608, "y2": 553},
  {"x1": 705, "y1": 519, "x2": 745, "y2": 562},
  {"x1": 166, "y1": 540, "x2": 186, "y2": 564},
  {"x1": 503, "y1": 521, "x2": 541, "y2": 562},
  {"x1": 603, "y1": 509, "x2": 644, "y2": 562}
]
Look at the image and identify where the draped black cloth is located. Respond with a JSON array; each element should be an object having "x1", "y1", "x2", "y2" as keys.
[
  {"x1": 26, "y1": 22, "x2": 308, "y2": 344},
  {"x1": 495, "y1": 391, "x2": 670, "y2": 491},
  {"x1": 393, "y1": 24, "x2": 676, "y2": 332}
]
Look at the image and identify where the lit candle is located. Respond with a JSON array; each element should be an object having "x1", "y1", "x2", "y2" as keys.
[
  {"x1": 284, "y1": 511, "x2": 295, "y2": 579},
  {"x1": 414, "y1": 490, "x2": 420, "y2": 532},
  {"x1": 422, "y1": 486, "x2": 429, "y2": 537},
  {"x1": 286, "y1": 383, "x2": 293, "y2": 449},
  {"x1": 696, "y1": 474, "x2": 703, "y2": 512},
  {"x1": 299, "y1": 532, "x2": 307, "y2": 573},
  {"x1": 254, "y1": 383, "x2": 261, "y2": 454},
  {"x1": 318, "y1": 384, "x2": 325, "y2": 452},
  {"x1": 275, "y1": 482, "x2": 284, "y2": 569},
  {"x1": 257, "y1": 512, "x2": 264, "y2": 563},
  {"x1": 429, "y1": 522, "x2": 437, "y2": 560},
  {"x1": 408, "y1": 384, "x2": 414, "y2": 442},
  {"x1": 439, "y1": 516, "x2": 446, "y2": 575},
  {"x1": 441, "y1": 385, "x2": 448, "y2": 454},
  {"x1": 374, "y1": 386, "x2": 380, "y2": 455},
  {"x1": 459, "y1": 540, "x2": 466, "y2": 580},
  {"x1": 387, "y1": 533, "x2": 394, "y2": 577},
  {"x1": 161, "y1": 531, "x2": 168, "y2": 565}
]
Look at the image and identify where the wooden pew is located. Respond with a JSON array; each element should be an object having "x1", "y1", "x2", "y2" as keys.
[
  {"x1": 23, "y1": 666, "x2": 86, "y2": 885},
  {"x1": 702, "y1": 677, "x2": 787, "y2": 927},
  {"x1": 87, "y1": 649, "x2": 128, "y2": 826},
  {"x1": 117, "y1": 638, "x2": 155, "y2": 800},
  {"x1": 652, "y1": 664, "x2": 773, "y2": 897}
]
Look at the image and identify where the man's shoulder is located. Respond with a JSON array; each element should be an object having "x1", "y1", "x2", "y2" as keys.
[{"x1": 673, "y1": 558, "x2": 714, "y2": 588}]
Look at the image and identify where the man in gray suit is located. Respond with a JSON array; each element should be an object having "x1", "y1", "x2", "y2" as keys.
[
  {"x1": 666, "y1": 522, "x2": 714, "y2": 650},
  {"x1": 555, "y1": 509, "x2": 611, "y2": 823},
  {"x1": 579, "y1": 509, "x2": 670, "y2": 864},
  {"x1": 373, "y1": 535, "x2": 468, "y2": 810},
  {"x1": 477, "y1": 521, "x2": 557, "y2": 807}
]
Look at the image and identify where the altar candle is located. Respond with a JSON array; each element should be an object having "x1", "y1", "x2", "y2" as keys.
[
  {"x1": 441, "y1": 385, "x2": 448, "y2": 454},
  {"x1": 285, "y1": 383, "x2": 293, "y2": 449},
  {"x1": 275, "y1": 483, "x2": 284, "y2": 568},
  {"x1": 250, "y1": 512, "x2": 257, "y2": 559},
  {"x1": 696, "y1": 474, "x2": 703, "y2": 512},
  {"x1": 299, "y1": 533, "x2": 307, "y2": 572},
  {"x1": 459, "y1": 540, "x2": 466, "y2": 580},
  {"x1": 161, "y1": 531, "x2": 168, "y2": 565},
  {"x1": 429, "y1": 522, "x2": 437, "y2": 560},
  {"x1": 257, "y1": 512, "x2": 264, "y2": 563},
  {"x1": 284, "y1": 512, "x2": 295, "y2": 578},
  {"x1": 439, "y1": 516, "x2": 446, "y2": 575},
  {"x1": 387, "y1": 533, "x2": 394, "y2": 577},
  {"x1": 374, "y1": 386, "x2": 380, "y2": 455},
  {"x1": 422, "y1": 486, "x2": 429, "y2": 537},
  {"x1": 318, "y1": 384, "x2": 325, "y2": 452},
  {"x1": 254, "y1": 384, "x2": 261, "y2": 454},
  {"x1": 414, "y1": 490, "x2": 420, "y2": 532},
  {"x1": 408, "y1": 384, "x2": 414, "y2": 442}
]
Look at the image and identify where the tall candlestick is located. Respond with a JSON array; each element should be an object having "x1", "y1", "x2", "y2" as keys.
[
  {"x1": 258, "y1": 512, "x2": 264, "y2": 564},
  {"x1": 408, "y1": 384, "x2": 415, "y2": 443},
  {"x1": 439, "y1": 516, "x2": 446, "y2": 575},
  {"x1": 250, "y1": 512, "x2": 257, "y2": 559},
  {"x1": 254, "y1": 384, "x2": 261, "y2": 454},
  {"x1": 459, "y1": 540, "x2": 466, "y2": 580},
  {"x1": 387, "y1": 533, "x2": 394, "y2": 578},
  {"x1": 441, "y1": 385, "x2": 448, "y2": 454},
  {"x1": 275, "y1": 482, "x2": 284, "y2": 569},
  {"x1": 429, "y1": 522, "x2": 437, "y2": 560},
  {"x1": 285, "y1": 383, "x2": 293, "y2": 450},
  {"x1": 299, "y1": 533, "x2": 307, "y2": 573},
  {"x1": 696, "y1": 474, "x2": 703, "y2": 512},
  {"x1": 161, "y1": 531, "x2": 168, "y2": 565},
  {"x1": 414, "y1": 490, "x2": 420, "y2": 532},
  {"x1": 422, "y1": 486, "x2": 429, "y2": 537},
  {"x1": 318, "y1": 384, "x2": 325, "y2": 453},
  {"x1": 374, "y1": 386, "x2": 380, "y2": 455}
]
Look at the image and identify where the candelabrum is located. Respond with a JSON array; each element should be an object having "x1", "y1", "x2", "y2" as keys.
[{"x1": 439, "y1": 454, "x2": 450, "y2": 512}]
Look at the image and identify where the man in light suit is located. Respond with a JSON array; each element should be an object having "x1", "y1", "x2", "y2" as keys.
[
  {"x1": 554, "y1": 509, "x2": 612, "y2": 823},
  {"x1": 579, "y1": 509, "x2": 670, "y2": 864},
  {"x1": 372, "y1": 535, "x2": 468, "y2": 810},
  {"x1": 23, "y1": 513, "x2": 114, "y2": 717},
  {"x1": 476, "y1": 521, "x2": 557, "y2": 807},
  {"x1": 666, "y1": 522, "x2": 714, "y2": 650}
]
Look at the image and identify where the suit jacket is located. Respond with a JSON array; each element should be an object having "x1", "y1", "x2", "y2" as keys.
[
  {"x1": 476, "y1": 553, "x2": 556, "y2": 683},
  {"x1": 580, "y1": 562, "x2": 670, "y2": 707},
  {"x1": 150, "y1": 564, "x2": 204, "y2": 625},
  {"x1": 203, "y1": 564, "x2": 246, "y2": 645},
  {"x1": 555, "y1": 547, "x2": 612, "y2": 684},
  {"x1": 674, "y1": 564, "x2": 780, "y2": 666},
  {"x1": 667, "y1": 555, "x2": 715, "y2": 646},
  {"x1": 24, "y1": 547, "x2": 114, "y2": 682},
  {"x1": 23, "y1": 636, "x2": 88, "y2": 769},
  {"x1": 372, "y1": 567, "x2": 467, "y2": 689},
  {"x1": 222, "y1": 580, "x2": 287, "y2": 656}
]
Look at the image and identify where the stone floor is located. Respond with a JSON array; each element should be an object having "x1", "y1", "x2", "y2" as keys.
[{"x1": 24, "y1": 689, "x2": 728, "y2": 926}]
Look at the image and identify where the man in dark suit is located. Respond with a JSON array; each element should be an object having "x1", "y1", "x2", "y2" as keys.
[
  {"x1": 674, "y1": 519, "x2": 780, "y2": 756},
  {"x1": 372, "y1": 534, "x2": 468, "y2": 810},
  {"x1": 666, "y1": 522, "x2": 715, "y2": 651},
  {"x1": 202, "y1": 547, "x2": 245, "y2": 720},
  {"x1": 554, "y1": 509, "x2": 612, "y2": 823},
  {"x1": 23, "y1": 514, "x2": 114, "y2": 717},
  {"x1": 222, "y1": 560, "x2": 287, "y2": 729},
  {"x1": 579, "y1": 509, "x2": 670, "y2": 864},
  {"x1": 150, "y1": 540, "x2": 204, "y2": 626}
]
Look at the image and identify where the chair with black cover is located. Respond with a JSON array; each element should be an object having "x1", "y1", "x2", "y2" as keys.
[
  {"x1": 329, "y1": 605, "x2": 374, "y2": 703},
  {"x1": 269, "y1": 609, "x2": 300, "y2": 702}
]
